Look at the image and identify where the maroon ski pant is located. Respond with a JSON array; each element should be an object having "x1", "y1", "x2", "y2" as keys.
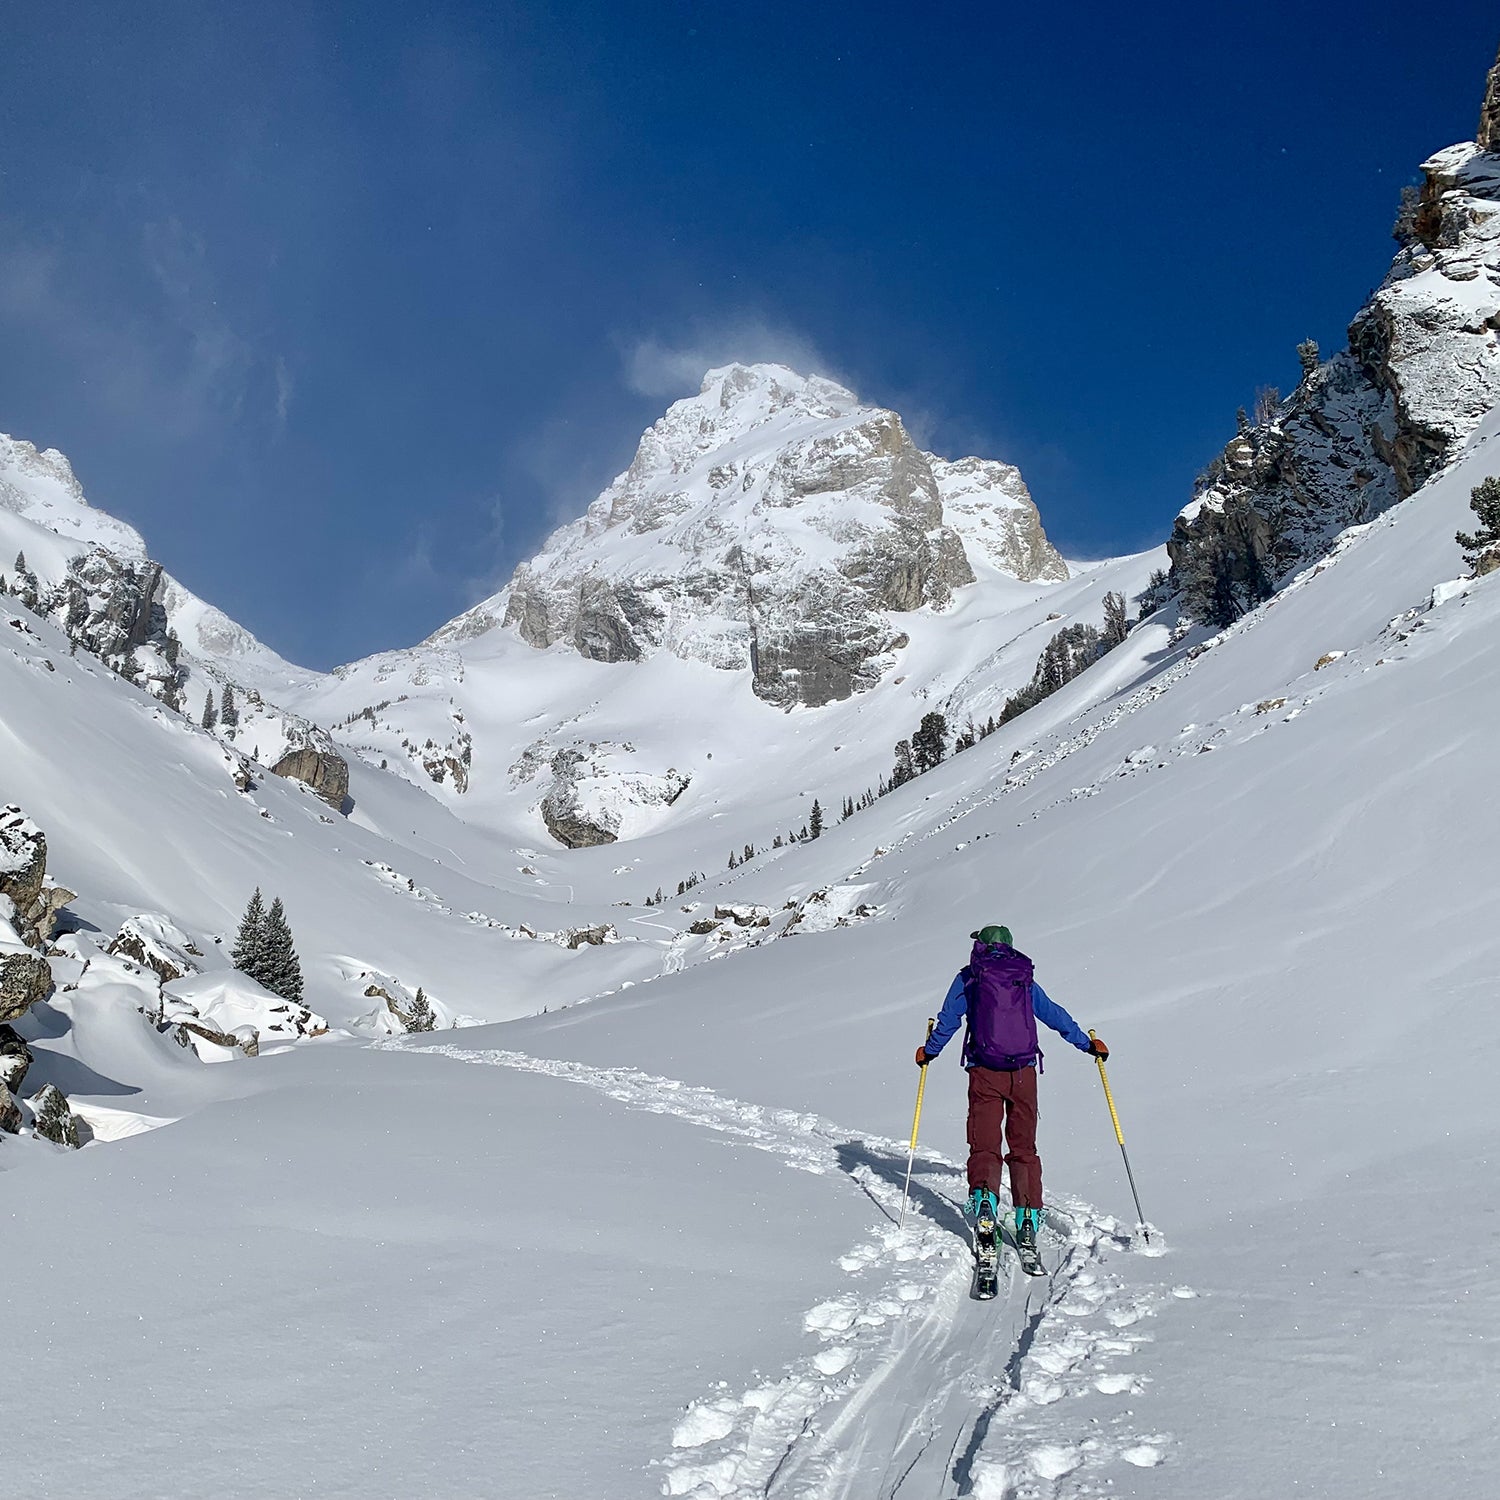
[{"x1": 966, "y1": 1064, "x2": 1042, "y2": 1209}]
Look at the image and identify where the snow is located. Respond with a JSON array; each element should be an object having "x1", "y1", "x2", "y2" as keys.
[{"x1": 2, "y1": 363, "x2": 1500, "y2": 1497}]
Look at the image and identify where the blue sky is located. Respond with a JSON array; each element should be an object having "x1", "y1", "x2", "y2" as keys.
[{"x1": 2, "y1": 2, "x2": 1496, "y2": 668}]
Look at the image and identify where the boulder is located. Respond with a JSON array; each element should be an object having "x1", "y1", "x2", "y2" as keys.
[
  {"x1": 0, "y1": 1081, "x2": 20, "y2": 1135},
  {"x1": 0, "y1": 1023, "x2": 32, "y2": 1093},
  {"x1": 31, "y1": 1083, "x2": 81, "y2": 1149},
  {"x1": 107, "y1": 916, "x2": 200, "y2": 984},
  {"x1": 0, "y1": 805, "x2": 71, "y2": 948},
  {"x1": 565, "y1": 924, "x2": 616, "y2": 949},
  {"x1": 271, "y1": 744, "x2": 350, "y2": 810},
  {"x1": 0, "y1": 952, "x2": 53, "y2": 1023}
]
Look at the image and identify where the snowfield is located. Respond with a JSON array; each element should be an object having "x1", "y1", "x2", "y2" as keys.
[{"x1": 3, "y1": 389, "x2": 1500, "y2": 1498}]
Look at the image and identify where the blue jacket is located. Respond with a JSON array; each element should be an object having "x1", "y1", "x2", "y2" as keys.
[{"x1": 925, "y1": 971, "x2": 1091, "y2": 1066}]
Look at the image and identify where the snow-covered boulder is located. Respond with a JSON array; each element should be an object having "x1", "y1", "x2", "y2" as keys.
[
  {"x1": 107, "y1": 915, "x2": 202, "y2": 985},
  {"x1": 160, "y1": 972, "x2": 328, "y2": 1061},
  {"x1": 0, "y1": 804, "x2": 73, "y2": 949},
  {"x1": 535, "y1": 743, "x2": 690, "y2": 848}
]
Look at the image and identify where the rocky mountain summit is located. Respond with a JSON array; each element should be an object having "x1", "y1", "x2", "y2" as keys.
[
  {"x1": 1167, "y1": 44, "x2": 1500, "y2": 625},
  {"x1": 441, "y1": 364, "x2": 1065, "y2": 708}
]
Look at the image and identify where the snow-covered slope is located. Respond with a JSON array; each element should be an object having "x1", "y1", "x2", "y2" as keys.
[{"x1": 4, "y1": 397, "x2": 1496, "y2": 1497}]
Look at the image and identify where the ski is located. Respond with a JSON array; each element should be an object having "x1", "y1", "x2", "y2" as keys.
[
  {"x1": 973, "y1": 1204, "x2": 1000, "y2": 1299},
  {"x1": 1015, "y1": 1218, "x2": 1047, "y2": 1277},
  {"x1": 1016, "y1": 1237, "x2": 1046, "y2": 1277}
]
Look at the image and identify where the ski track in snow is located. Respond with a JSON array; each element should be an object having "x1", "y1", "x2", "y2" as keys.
[{"x1": 404, "y1": 1043, "x2": 1179, "y2": 1498}]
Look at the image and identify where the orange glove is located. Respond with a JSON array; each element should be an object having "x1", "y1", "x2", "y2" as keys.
[
  {"x1": 915, "y1": 1047, "x2": 931, "y2": 1066},
  {"x1": 1088, "y1": 1037, "x2": 1109, "y2": 1060}
]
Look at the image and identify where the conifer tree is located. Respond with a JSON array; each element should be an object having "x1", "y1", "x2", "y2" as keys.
[
  {"x1": 220, "y1": 683, "x2": 239, "y2": 730},
  {"x1": 890, "y1": 739, "x2": 916, "y2": 789},
  {"x1": 261, "y1": 897, "x2": 304, "y2": 1003},
  {"x1": 231, "y1": 888, "x2": 268, "y2": 982},
  {"x1": 912, "y1": 712, "x2": 949, "y2": 773},
  {"x1": 405, "y1": 987, "x2": 436, "y2": 1033},
  {"x1": 808, "y1": 799, "x2": 823, "y2": 840},
  {"x1": 1101, "y1": 590, "x2": 1130, "y2": 649},
  {"x1": 1457, "y1": 476, "x2": 1500, "y2": 571},
  {"x1": 202, "y1": 691, "x2": 218, "y2": 730},
  {"x1": 772, "y1": 833, "x2": 784, "y2": 849}
]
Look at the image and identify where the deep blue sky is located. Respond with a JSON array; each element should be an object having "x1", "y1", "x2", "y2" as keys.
[{"x1": 2, "y1": 2, "x2": 1496, "y2": 668}]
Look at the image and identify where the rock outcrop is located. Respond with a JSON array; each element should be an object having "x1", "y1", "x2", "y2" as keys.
[
  {"x1": 535, "y1": 744, "x2": 690, "y2": 848},
  {"x1": 0, "y1": 953, "x2": 52, "y2": 1023},
  {"x1": 1169, "y1": 53, "x2": 1500, "y2": 626},
  {"x1": 0, "y1": 805, "x2": 73, "y2": 949},
  {"x1": 1480, "y1": 41, "x2": 1500, "y2": 153},
  {"x1": 433, "y1": 365, "x2": 1064, "y2": 709},
  {"x1": 271, "y1": 742, "x2": 350, "y2": 809}
]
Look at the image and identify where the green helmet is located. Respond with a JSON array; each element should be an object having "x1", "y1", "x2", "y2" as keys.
[{"x1": 970, "y1": 924, "x2": 1013, "y2": 946}]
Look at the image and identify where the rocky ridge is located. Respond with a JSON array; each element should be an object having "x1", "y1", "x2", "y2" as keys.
[
  {"x1": 1, "y1": 435, "x2": 349, "y2": 808},
  {"x1": 438, "y1": 365, "x2": 1066, "y2": 709},
  {"x1": 1167, "y1": 47, "x2": 1500, "y2": 625}
]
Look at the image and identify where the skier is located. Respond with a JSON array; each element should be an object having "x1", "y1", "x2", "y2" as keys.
[{"x1": 915, "y1": 925, "x2": 1107, "y2": 1279}]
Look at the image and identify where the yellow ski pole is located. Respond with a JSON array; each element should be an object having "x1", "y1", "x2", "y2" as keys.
[
  {"x1": 1089, "y1": 1029, "x2": 1150, "y2": 1242},
  {"x1": 899, "y1": 1018, "x2": 936, "y2": 1229}
]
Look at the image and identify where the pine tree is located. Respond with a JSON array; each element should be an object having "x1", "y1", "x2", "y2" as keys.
[
  {"x1": 728, "y1": 849, "x2": 739, "y2": 869},
  {"x1": 1101, "y1": 590, "x2": 1130, "y2": 649},
  {"x1": 231, "y1": 888, "x2": 268, "y2": 983},
  {"x1": 890, "y1": 738, "x2": 916, "y2": 788},
  {"x1": 260, "y1": 897, "x2": 304, "y2": 1003},
  {"x1": 842, "y1": 796, "x2": 854, "y2": 821},
  {"x1": 1296, "y1": 339, "x2": 1320, "y2": 379},
  {"x1": 808, "y1": 799, "x2": 823, "y2": 839},
  {"x1": 743, "y1": 843, "x2": 754, "y2": 863},
  {"x1": 220, "y1": 683, "x2": 239, "y2": 730},
  {"x1": 912, "y1": 712, "x2": 949, "y2": 773},
  {"x1": 405, "y1": 986, "x2": 436, "y2": 1033},
  {"x1": 1457, "y1": 476, "x2": 1500, "y2": 571},
  {"x1": 772, "y1": 833, "x2": 783, "y2": 849},
  {"x1": 202, "y1": 691, "x2": 218, "y2": 730}
]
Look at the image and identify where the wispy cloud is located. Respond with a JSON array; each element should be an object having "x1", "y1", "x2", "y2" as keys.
[
  {"x1": 620, "y1": 317, "x2": 848, "y2": 400},
  {"x1": 0, "y1": 215, "x2": 282, "y2": 443},
  {"x1": 274, "y1": 356, "x2": 295, "y2": 429}
]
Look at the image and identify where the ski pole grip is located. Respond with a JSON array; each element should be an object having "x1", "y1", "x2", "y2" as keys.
[{"x1": 1089, "y1": 1029, "x2": 1127, "y2": 1148}]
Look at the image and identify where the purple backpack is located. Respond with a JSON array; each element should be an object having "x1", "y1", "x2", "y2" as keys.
[{"x1": 964, "y1": 942, "x2": 1038, "y2": 1069}]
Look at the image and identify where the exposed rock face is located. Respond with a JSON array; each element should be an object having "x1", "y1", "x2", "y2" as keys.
[
  {"x1": 1, "y1": 807, "x2": 74, "y2": 950},
  {"x1": 31, "y1": 1082, "x2": 81, "y2": 1149},
  {"x1": 1480, "y1": 42, "x2": 1500, "y2": 153},
  {"x1": 431, "y1": 365, "x2": 1063, "y2": 709},
  {"x1": 0, "y1": 1082, "x2": 20, "y2": 1135},
  {"x1": 271, "y1": 742, "x2": 350, "y2": 809},
  {"x1": 108, "y1": 916, "x2": 201, "y2": 984},
  {"x1": 535, "y1": 744, "x2": 690, "y2": 848},
  {"x1": 0, "y1": 1023, "x2": 33, "y2": 1094},
  {"x1": 1170, "y1": 92, "x2": 1500, "y2": 625},
  {"x1": 0, "y1": 954, "x2": 53, "y2": 1022}
]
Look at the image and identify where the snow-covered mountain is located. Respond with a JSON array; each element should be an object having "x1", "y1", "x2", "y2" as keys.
[{"x1": 3, "y1": 40, "x2": 1500, "y2": 1500}]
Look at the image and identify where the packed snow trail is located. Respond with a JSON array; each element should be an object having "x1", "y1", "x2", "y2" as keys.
[{"x1": 404, "y1": 1044, "x2": 1178, "y2": 1497}]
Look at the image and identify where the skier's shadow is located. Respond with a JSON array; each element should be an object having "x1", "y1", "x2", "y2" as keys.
[{"x1": 834, "y1": 1141, "x2": 969, "y2": 1239}]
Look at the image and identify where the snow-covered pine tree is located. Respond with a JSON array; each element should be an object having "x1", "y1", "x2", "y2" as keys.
[
  {"x1": 808, "y1": 799, "x2": 823, "y2": 839},
  {"x1": 220, "y1": 684, "x2": 239, "y2": 730},
  {"x1": 202, "y1": 691, "x2": 218, "y2": 730},
  {"x1": 405, "y1": 987, "x2": 436, "y2": 1033},
  {"x1": 231, "y1": 888, "x2": 268, "y2": 983},
  {"x1": 261, "y1": 897, "x2": 304, "y2": 1003}
]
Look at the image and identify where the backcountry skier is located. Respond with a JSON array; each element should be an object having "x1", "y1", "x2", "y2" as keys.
[{"x1": 915, "y1": 925, "x2": 1107, "y2": 1273}]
